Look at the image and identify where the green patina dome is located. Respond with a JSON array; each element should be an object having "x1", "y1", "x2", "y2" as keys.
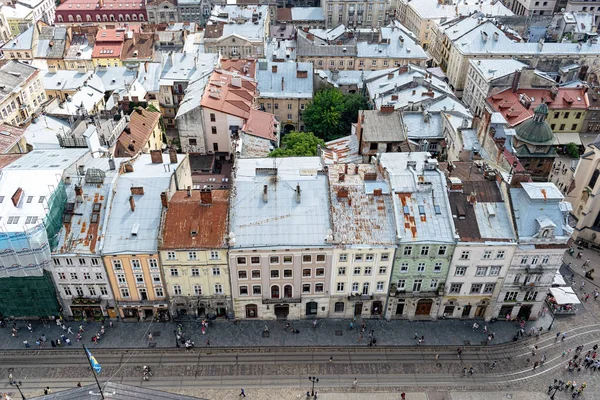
[{"x1": 515, "y1": 103, "x2": 554, "y2": 145}]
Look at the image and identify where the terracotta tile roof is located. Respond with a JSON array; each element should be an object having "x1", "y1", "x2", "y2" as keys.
[
  {"x1": 243, "y1": 109, "x2": 278, "y2": 140},
  {"x1": 114, "y1": 108, "x2": 161, "y2": 157},
  {"x1": 0, "y1": 123, "x2": 25, "y2": 153},
  {"x1": 219, "y1": 58, "x2": 256, "y2": 79},
  {"x1": 95, "y1": 28, "x2": 126, "y2": 43},
  {"x1": 121, "y1": 33, "x2": 155, "y2": 60},
  {"x1": 486, "y1": 89, "x2": 533, "y2": 127},
  {"x1": 204, "y1": 24, "x2": 224, "y2": 39},
  {"x1": 57, "y1": 0, "x2": 144, "y2": 10},
  {"x1": 516, "y1": 88, "x2": 589, "y2": 110},
  {"x1": 0, "y1": 153, "x2": 25, "y2": 169},
  {"x1": 161, "y1": 189, "x2": 230, "y2": 249},
  {"x1": 92, "y1": 43, "x2": 123, "y2": 58},
  {"x1": 200, "y1": 70, "x2": 257, "y2": 119},
  {"x1": 277, "y1": 8, "x2": 292, "y2": 21}
]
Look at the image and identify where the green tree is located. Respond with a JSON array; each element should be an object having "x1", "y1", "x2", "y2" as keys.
[
  {"x1": 565, "y1": 142, "x2": 579, "y2": 158},
  {"x1": 269, "y1": 132, "x2": 325, "y2": 157},
  {"x1": 303, "y1": 88, "x2": 369, "y2": 141}
]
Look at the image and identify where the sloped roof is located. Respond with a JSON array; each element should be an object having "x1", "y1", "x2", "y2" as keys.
[
  {"x1": 114, "y1": 108, "x2": 161, "y2": 157},
  {"x1": 243, "y1": 109, "x2": 278, "y2": 141},
  {"x1": 121, "y1": 33, "x2": 155, "y2": 60},
  {"x1": 161, "y1": 189, "x2": 230, "y2": 249},
  {"x1": 0, "y1": 124, "x2": 25, "y2": 153},
  {"x1": 200, "y1": 70, "x2": 257, "y2": 119}
]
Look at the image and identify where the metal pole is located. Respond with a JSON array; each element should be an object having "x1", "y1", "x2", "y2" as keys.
[
  {"x1": 82, "y1": 345, "x2": 105, "y2": 399},
  {"x1": 548, "y1": 309, "x2": 556, "y2": 331},
  {"x1": 14, "y1": 382, "x2": 25, "y2": 400}
]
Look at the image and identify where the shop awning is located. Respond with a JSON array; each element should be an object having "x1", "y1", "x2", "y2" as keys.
[
  {"x1": 549, "y1": 286, "x2": 581, "y2": 305},
  {"x1": 553, "y1": 272, "x2": 566, "y2": 286},
  {"x1": 553, "y1": 132, "x2": 583, "y2": 146}
]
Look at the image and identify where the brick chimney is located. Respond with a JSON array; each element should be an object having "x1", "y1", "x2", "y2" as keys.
[
  {"x1": 129, "y1": 195, "x2": 135, "y2": 211},
  {"x1": 380, "y1": 105, "x2": 395, "y2": 113},
  {"x1": 169, "y1": 147, "x2": 178, "y2": 163},
  {"x1": 11, "y1": 188, "x2": 23, "y2": 207},
  {"x1": 160, "y1": 191, "x2": 168, "y2": 208},
  {"x1": 272, "y1": 65, "x2": 278, "y2": 73},
  {"x1": 150, "y1": 149, "x2": 163, "y2": 163},
  {"x1": 130, "y1": 186, "x2": 144, "y2": 195},
  {"x1": 200, "y1": 189, "x2": 212, "y2": 205}
]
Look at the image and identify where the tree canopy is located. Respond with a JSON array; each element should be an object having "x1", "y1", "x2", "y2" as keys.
[
  {"x1": 269, "y1": 132, "x2": 325, "y2": 158},
  {"x1": 303, "y1": 88, "x2": 369, "y2": 141}
]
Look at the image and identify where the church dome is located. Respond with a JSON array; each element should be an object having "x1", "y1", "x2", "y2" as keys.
[{"x1": 515, "y1": 103, "x2": 554, "y2": 145}]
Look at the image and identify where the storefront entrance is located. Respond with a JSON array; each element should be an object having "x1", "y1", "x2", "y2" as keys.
[
  {"x1": 499, "y1": 305, "x2": 514, "y2": 319},
  {"x1": 475, "y1": 305, "x2": 487, "y2": 318},
  {"x1": 415, "y1": 299, "x2": 433, "y2": 315},
  {"x1": 517, "y1": 305, "x2": 533, "y2": 320},
  {"x1": 354, "y1": 302, "x2": 363, "y2": 316},
  {"x1": 246, "y1": 304, "x2": 258, "y2": 318},
  {"x1": 461, "y1": 305, "x2": 472, "y2": 318},
  {"x1": 70, "y1": 306, "x2": 104, "y2": 321},
  {"x1": 371, "y1": 301, "x2": 383, "y2": 315},
  {"x1": 274, "y1": 304, "x2": 289, "y2": 319}
]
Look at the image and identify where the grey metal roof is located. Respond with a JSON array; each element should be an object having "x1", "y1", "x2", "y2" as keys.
[
  {"x1": 229, "y1": 157, "x2": 332, "y2": 248},
  {"x1": 35, "y1": 26, "x2": 68, "y2": 59},
  {"x1": 208, "y1": 5, "x2": 268, "y2": 42},
  {"x1": 266, "y1": 38, "x2": 297, "y2": 61},
  {"x1": 101, "y1": 153, "x2": 186, "y2": 255},
  {"x1": 379, "y1": 152, "x2": 456, "y2": 244},
  {"x1": 328, "y1": 163, "x2": 396, "y2": 245},
  {"x1": 95, "y1": 66, "x2": 138, "y2": 92},
  {"x1": 297, "y1": 30, "x2": 357, "y2": 57},
  {"x1": 137, "y1": 62, "x2": 163, "y2": 93},
  {"x1": 1, "y1": 25, "x2": 34, "y2": 51},
  {"x1": 0, "y1": 61, "x2": 38, "y2": 104},
  {"x1": 510, "y1": 182, "x2": 573, "y2": 240},
  {"x1": 360, "y1": 110, "x2": 407, "y2": 142},
  {"x1": 356, "y1": 22, "x2": 428, "y2": 60},
  {"x1": 402, "y1": 112, "x2": 444, "y2": 140},
  {"x1": 310, "y1": 24, "x2": 346, "y2": 41},
  {"x1": 64, "y1": 34, "x2": 93, "y2": 61},
  {"x1": 469, "y1": 59, "x2": 527, "y2": 83},
  {"x1": 409, "y1": 0, "x2": 512, "y2": 19},
  {"x1": 42, "y1": 70, "x2": 93, "y2": 91},
  {"x1": 291, "y1": 7, "x2": 324, "y2": 21},
  {"x1": 256, "y1": 61, "x2": 313, "y2": 99}
]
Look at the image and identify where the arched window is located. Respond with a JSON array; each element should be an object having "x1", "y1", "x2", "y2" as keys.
[
  {"x1": 270, "y1": 285, "x2": 279, "y2": 299},
  {"x1": 68, "y1": 14, "x2": 74, "y2": 22},
  {"x1": 362, "y1": 282, "x2": 370, "y2": 295},
  {"x1": 283, "y1": 285, "x2": 292, "y2": 298},
  {"x1": 139, "y1": 14, "x2": 144, "y2": 21},
  {"x1": 96, "y1": 15, "x2": 101, "y2": 22},
  {"x1": 132, "y1": 13, "x2": 137, "y2": 21},
  {"x1": 125, "y1": 14, "x2": 130, "y2": 21},
  {"x1": 334, "y1": 302, "x2": 344, "y2": 312},
  {"x1": 86, "y1": 14, "x2": 92, "y2": 21},
  {"x1": 57, "y1": 15, "x2": 63, "y2": 22},
  {"x1": 75, "y1": 14, "x2": 82, "y2": 22},
  {"x1": 102, "y1": 14, "x2": 108, "y2": 21},
  {"x1": 109, "y1": 14, "x2": 115, "y2": 21},
  {"x1": 118, "y1": 14, "x2": 124, "y2": 21}
]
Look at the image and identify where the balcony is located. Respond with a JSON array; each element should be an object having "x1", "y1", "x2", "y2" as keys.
[
  {"x1": 525, "y1": 265, "x2": 544, "y2": 275},
  {"x1": 262, "y1": 297, "x2": 301, "y2": 304}
]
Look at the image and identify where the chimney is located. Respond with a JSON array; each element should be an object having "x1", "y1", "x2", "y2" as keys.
[
  {"x1": 493, "y1": 32, "x2": 499, "y2": 41},
  {"x1": 150, "y1": 149, "x2": 163, "y2": 163},
  {"x1": 344, "y1": 164, "x2": 348, "y2": 174},
  {"x1": 144, "y1": 61, "x2": 148, "y2": 73},
  {"x1": 281, "y1": 77, "x2": 284, "y2": 91},
  {"x1": 130, "y1": 186, "x2": 144, "y2": 195},
  {"x1": 135, "y1": 107, "x2": 143, "y2": 115},
  {"x1": 481, "y1": 31, "x2": 488, "y2": 42},
  {"x1": 200, "y1": 188, "x2": 212, "y2": 205},
  {"x1": 337, "y1": 188, "x2": 349, "y2": 199},
  {"x1": 160, "y1": 191, "x2": 168, "y2": 208},
  {"x1": 339, "y1": 173, "x2": 345, "y2": 181},
  {"x1": 187, "y1": 186, "x2": 192, "y2": 197},
  {"x1": 169, "y1": 147, "x2": 178, "y2": 163},
  {"x1": 373, "y1": 188, "x2": 383, "y2": 196},
  {"x1": 129, "y1": 195, "x2": 135, "y2": 211},
  {"x1": 263, "y1": 184, "x2": 268, "y2": 202},
  {"x1": 387, "y1": 73, "x2": 394, "y2": 80},
  {"x1": 74, "y1": 185, "x2": 83, "y2": 197},
  {"x1": 380, "y1": 105, "x2": 395, "y2": 113},
  {"x1": 108, "y1": 158, "x2": 116, "y2": 170},
  {"x1": 296, "y1": 183, "x2": 301, "y2": 203},
  {"x1": 272, "y1": 65, "x2": 278, "y2": 73},
  {"x1": 11, "y1": 188, "x2": 23, "y2": 207},
  {"x1": 354, "y1": 165, "x2": 359, "y2": 174}
]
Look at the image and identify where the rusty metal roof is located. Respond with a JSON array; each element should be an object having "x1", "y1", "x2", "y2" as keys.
[{"x1": 161, "y1": 189, "x2": 229, "y2": 249}]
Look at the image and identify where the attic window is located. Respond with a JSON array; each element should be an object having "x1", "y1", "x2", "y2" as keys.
[
  {"x1": 92, "y1": 203, "x2": 102, "y2": 212},
  {"x1": 403, "y1": 206, "x2": 410, "y2": 214},
  {"x1": 131, "y1": 223, "x2": 140, "y2": 236},
  {"x1": 418, "y1": 205, "x2": 425, "y2": 215},
  {"x1": 90, "y1": 213, "x2": 99, "y2": 223},
  {"x1": 434, "y1": 205, "x2": 441, "y2": 215},
  {"x1": 191, "y1": 229, "x2": 198, "y2": 236}
]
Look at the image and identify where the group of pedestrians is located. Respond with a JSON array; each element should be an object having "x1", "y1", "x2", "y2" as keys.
[{"x1": 564, "y1": 344, "x2": 600, "y2": 374}]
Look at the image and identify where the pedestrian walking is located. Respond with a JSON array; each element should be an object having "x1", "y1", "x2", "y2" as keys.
[
  {"x1": 457, "y1": 348, "x2": 463, "y2": 359},
  {"x1": 472, "y1": 322, "x2": 479, "y2": 331},
  {"x1": 79, "y1": 325, "x2": 84, "y2": 333},
  {"x1": 532, "y1": 345, "x2": 538, "y2": 356},
  {"x1": 329, "y1": 356, "x2": 333, "y2": 363},
  {"x1": 595, "y1": 289, "x2": 599, "y2": 301},
  {"x1": 414, "y1": 332, "x2": 419, "y2": 340},
  {"x1": 585, "y1": 293, "x2": 590, "y2": 302},
  {"x1": 483, "y1": 325, "x2": 488, "y2": 334},
  {"x1": 562, "y1": 333, "x2": 568, "y2": 341},
  {"x1": 581, "y1": 280, "x2": 586, "y2": 291},
  {"x1": 349, "y1": 321, "x2": 354, "y2": 330},
  {"x1": 533, "y1": 361, "x2": 539, "y2": 370},
  {"x1": 44, "y1": 387, "x2": 51, "y2": 395},
  {"x1": 109, "y1": 321, "x2": 114, "y2": 328},
  {"x1": 556, "y1": 332, "x2": 561, "y2": 342},
  {"x1": 312, "y1": 319, "x2": 317, "y2": 329},
  {"x1": 352, "y1": 378, "x2": 358, "y2": 389},
  {"x1": 583, "y1": 259, "x2": 591, "y2": 268},
  {"x1": 490, "y1": 361, "x2": 497, "y2": 370},
  {"x1": 147, "y1": 333, "x2": 153, "y2": 341},
  {"x1": 462, "y1": 367, "x2": 467, "y2": 376},
  {"x1": 576, "y1": 251, "x2": 582, "y2": 259},
  {"x1": 27, "y1": 323, "x2": 32, "y2": 332},
  {"x1": 77, "y1": 382, "x2": 82, "y2": 387},
  {"x1": 468, "y1": 366, "x2": 474, "y2": 375},
  {"x1": 76, "y1": 333, "x2": 82, "y2": 342},
  {"x1": 357, "y1": 333, "x2": 363, "y2": 343},
  {"x1": 67, "y1": 327, "x2": 74, "y2": 335},
  {"x1": 206, "y1": 340, "x2": 211, "y2": 347}
]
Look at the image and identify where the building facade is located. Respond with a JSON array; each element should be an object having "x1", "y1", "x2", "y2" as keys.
[
  {"x1": 0, "y1": 61, "x2": 45, "y2": 126},
  {"x1": 321, "y1": 0, "x2": 391, "y2": 29},
  {"x1": 55, "y1": 0, "x2": 147, "y2": 25},
  {"x1": 159, "y1": 189, "x2": 231, "y2": 319},
  {"x1": 228, "y1": 157, "x2": 334, "y2": 320}
]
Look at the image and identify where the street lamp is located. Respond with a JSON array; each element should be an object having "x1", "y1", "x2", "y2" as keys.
[
  {"x1": 548, "y1": 308, "x2": 557, "y2": 331},
  {"x1": 548, "y1": 379, "x2": 563, "y2": 400},
  {"x1": 9, "y1": 378, "x2": 26, "y2": 400},
  {"x1": 174, "y1": 329, "x2": 180, "y2": 348},
  {"x1": 308, "y1": 376, "x2": 319, "y2": 397}
]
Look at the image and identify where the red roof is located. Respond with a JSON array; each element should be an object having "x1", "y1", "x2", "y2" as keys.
[
  {"x1": 516, "y1": 88, "x2": 589, "y2": 110},
  {"x1": 96, "y1": 28, "x2": 126, "y2": 42},
  {"x1": 92, "y1": 43, "x2": 123, "y2": 58},
  {"x1": 219, "y1": 59, "x2": 256, "y2": 79},
  {"x1": 486, "y1": 89, "x2": 533, "y2": 127},
  {"x1": 57, "y1": 0, "x2": 144, "y2": 11},
  {"x1": 200, "y1": 70, "x2": 257, "y2": 119},
  {"x1": 243, "y1": 109, "x2": 278, "y2": 141}
]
